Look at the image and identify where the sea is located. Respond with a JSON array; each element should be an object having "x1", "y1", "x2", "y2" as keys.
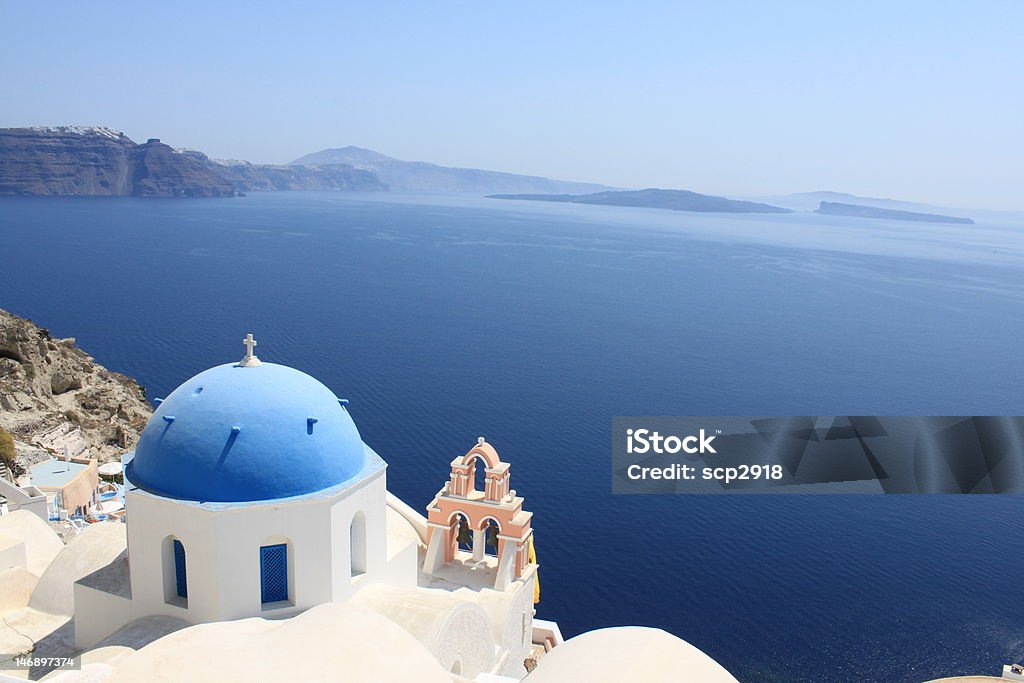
[{"x1": 1, "y1": 191, "x2": 1023, "y2": 682}]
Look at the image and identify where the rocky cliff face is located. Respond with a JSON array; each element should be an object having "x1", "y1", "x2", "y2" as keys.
[
  {"x1": 130, "y1": 139, "x2": 236, "y2": 197},
  {"x1": 0, "y1": 127, "x2": 233, "y2": 197},
  {"x1": 0, "y1": 308, "x2": 152, "y2": 469},
  {"x1": 0, "y1": 127, "x2": 388, "y2": 197},
  {"x1": 0, "y1": 127, "x2": 136, "y2": 196}
]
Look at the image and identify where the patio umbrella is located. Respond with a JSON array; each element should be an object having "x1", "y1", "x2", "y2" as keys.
[{"x1": 98, "y1": 463, "x2": 122, "y2": 477}]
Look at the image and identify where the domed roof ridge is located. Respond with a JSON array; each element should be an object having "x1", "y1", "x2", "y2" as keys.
[{"x1": 126, "y1": 347, "x2": 368, "y2": 503}]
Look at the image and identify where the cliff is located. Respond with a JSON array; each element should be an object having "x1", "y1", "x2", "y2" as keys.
[
  {"x1": 815, "y1": 201, "x2": 975, "y2": 224},
  {"x1": 0, "y1": 127, "x2": 136, "y2": 196},
  {"x1": 213, "y1": 159, "x2": 387, "y2": 192},
  {"x1": 489, "y1": 188, "x2": 792, "y2": 214},
  {"x1": 0, "y1": 128, "x2": 234, "y2": 197},
  {"x1": 290, "y1": 146, "x2": 612, "y2": 194},
  {"x1": 0, "y1": 128, "x2": 387, "y2": 197},
  {"x1": 129, "y1": 139, "x2": 236, "y2": 197},
  {"x1": 0, "y1": 309, "x2": 152, "y2": 471}
]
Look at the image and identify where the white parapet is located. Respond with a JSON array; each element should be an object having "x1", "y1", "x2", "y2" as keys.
[
  {"x1": 532, "y1": 618, "x2": 564, "y2": 652},
  {"x1": 0, "y1": 478, "x2": 48, "y2": 522},
  {"x1": 1004, "y1": 663, "x2": 1024, "y2": 680}
]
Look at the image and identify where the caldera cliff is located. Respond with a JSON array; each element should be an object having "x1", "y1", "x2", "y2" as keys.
[
  {"x1": 0, "y1": 308, "x2": 153, "y2": 476},
  {"x1": 0, "y1": 127, "x2": 387, "y2": 197}
]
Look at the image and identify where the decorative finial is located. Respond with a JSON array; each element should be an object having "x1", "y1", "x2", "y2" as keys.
[
  {"x1": 240, "y1": 333, "x2": 261, "y2": 367},
  {"x1": 478, "y1": 436, "x2": 486, "y2": 445}
]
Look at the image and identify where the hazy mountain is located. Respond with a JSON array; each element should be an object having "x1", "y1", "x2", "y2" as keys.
[
  {"x1": 208, "y1": 158, "x2": 386, "y2": 193},
  {"x1": 488, "y1": 188, "x2": 791, "y2": 214},
  {"x1": 815, "y1": 201, "x2": 974, "y2": 224},
  {"x1": 299, "y1": 146, "x2": 395, "y2": 166},
  {"x1": 289, "y1": 146, "x2": 612, "y2": 194}
]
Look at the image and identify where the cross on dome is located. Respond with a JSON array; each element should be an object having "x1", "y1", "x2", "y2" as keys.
[{"x1": 240, "y1": 333, "x2": 262, "y2": 367}]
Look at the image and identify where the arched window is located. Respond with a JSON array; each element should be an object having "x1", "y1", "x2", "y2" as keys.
[
  {"x1": 260, "y1": 543, "x2": 289, "y2": 604},
  {"x1": 483, "y1": 519, "x2": 501, "y2": 557},
  {"x1": 350, "y1": 511, "x2": 366, "y2": 578},
  {"x1": 173, "y1": 539, "x2": 187, "y2": 597},
  {"x1": 454, "y1": 513, "x2": 473, "y2": 553},
  {"x1": 163, "y1": 535, "x2": 188, "y2": 607},
  {"x1": 471, "y1": 456, "x2": 487, "y2": 494}
]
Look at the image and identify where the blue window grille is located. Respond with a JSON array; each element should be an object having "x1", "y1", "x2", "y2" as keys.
[
  {"x1": 260, "y1": 544, "x2": 288, "y2": 603},
  {"x1": 173, "y1": 539, "x2": 187, "y2": 599}
]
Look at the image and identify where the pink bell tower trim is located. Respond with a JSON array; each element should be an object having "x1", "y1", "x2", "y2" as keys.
[
  {"x1": 447, "y1": 437, "x2": 511, "y2": 501},
  {"x1": 422, "y1": 438, "x2": 535, "y2": 590}
]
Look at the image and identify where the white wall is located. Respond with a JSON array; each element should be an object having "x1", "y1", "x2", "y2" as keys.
[
  {"x1": 475, "y1": 574, "x2": 536, "y2": 678},
  {"x1": 76, "y1": 464, "x2": 417, "y2": 648},
  {"x1": 0, "y1": 479, "x2": 47, "y2": 523},
  {"x1": 73, "y1": 583, "x2": 138, "y2": 648}
]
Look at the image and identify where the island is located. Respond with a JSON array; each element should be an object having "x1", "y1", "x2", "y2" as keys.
[
  {"x1": 488, "y1": 188, "x2": 792, "y2": 214},
  {"x1": 814, "y1": 201, "x2": 974, "y2": 225}
]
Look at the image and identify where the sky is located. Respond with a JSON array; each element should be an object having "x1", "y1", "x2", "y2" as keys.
[{"x1": 1, "y1": 2, "x2": 1021, "y2": 210}]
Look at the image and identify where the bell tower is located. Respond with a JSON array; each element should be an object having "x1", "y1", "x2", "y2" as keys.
[{"x1": 423, "y1": 438, "x2": 535, "y2": 591}]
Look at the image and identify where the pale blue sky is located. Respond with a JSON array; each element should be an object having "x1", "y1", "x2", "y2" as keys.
[{"x1": 1, "y1": 2, "x2": 1021, "y2": 209}]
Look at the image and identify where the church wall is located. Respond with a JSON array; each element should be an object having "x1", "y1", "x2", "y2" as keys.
[
  {"x1": 376, "y1": 537, "x2": 418, "y2": 588},
  {"x1": 74, "y1": 583, "x2": 139, "y2": 648},
  {"x1": 115, "y1": 464, "x2": 397, "y2": 634},
  {"x1": 74, "y1": 490, "x2": 210, "y2": 648},
  {"x1": 475, "y1": 573, "x2": 536, "y2": 678},
  {"x1": 428, "y1": 600, "x2": 495, "y2": 677},
  {"x1": 122, "y1": 488, "x2": 223, "y2": 624},
  {"x1": 209, "y1": 492, "x2": 336, "y2": 619},
  {"x1": 328, "y1": 468, "x2": 396, "y2": 601}
]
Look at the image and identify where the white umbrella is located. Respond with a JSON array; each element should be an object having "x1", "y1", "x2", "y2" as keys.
[
  {"x1": 98, "y1": 463, "x2": 122, "y2": 477},
  {"x1": 92, "y1": 500, "x2": 125, "y2": 515}
]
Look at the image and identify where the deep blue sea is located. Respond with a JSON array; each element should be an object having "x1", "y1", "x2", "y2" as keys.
[{"x1": 2, "y1": 192, "x2": 1024, "y2": 682}]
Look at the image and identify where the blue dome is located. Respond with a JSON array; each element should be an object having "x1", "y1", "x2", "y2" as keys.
[{"x1": 127, "y1": 362, "x2": 366, "y2": 502}]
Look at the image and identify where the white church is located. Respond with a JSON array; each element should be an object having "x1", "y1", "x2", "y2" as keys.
[{"x1": 0, "y1": 336, "x2": 741, "y2": 683}]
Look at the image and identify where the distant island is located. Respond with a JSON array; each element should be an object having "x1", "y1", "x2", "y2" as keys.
[
  {"x1": 290, "y1": 146, "x2": 611, "y2": 195},
  {"x1": 488, "y1": 188, "x2": 792, "y2": 214},
  {"x1": 815, "y1": 201, "x2": 974, "y2": 225}
]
